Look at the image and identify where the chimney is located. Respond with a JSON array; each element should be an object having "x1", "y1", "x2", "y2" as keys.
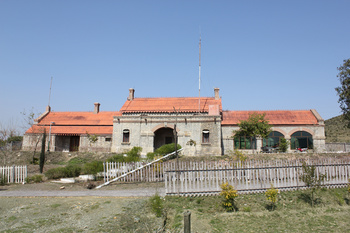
[
  {"x1": 214, "y1": 88, "x2": 220, "y2": 100},
  {"x1": 94, "y1": 102, "x2": 100, "y2": 114},
  {"x1": 128, "y1": 88, "x2": 135, "y2": 101}
]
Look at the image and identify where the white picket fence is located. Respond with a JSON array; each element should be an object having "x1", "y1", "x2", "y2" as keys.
[
  {"x1": 0, "y1": 165, "x2": 27, "y2": 184},
  {"x1": 165, "y1": 159, "x2": 350, "y2": 196}
]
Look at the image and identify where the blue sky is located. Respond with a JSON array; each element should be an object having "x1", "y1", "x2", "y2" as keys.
[{"x1": 1, "y1": 0, "x2": 349, "y2": 131}]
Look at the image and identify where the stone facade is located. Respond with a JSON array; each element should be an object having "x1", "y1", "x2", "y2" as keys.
[{"x1": 112, "y1": 114, "x2": 222, "y2": 156}]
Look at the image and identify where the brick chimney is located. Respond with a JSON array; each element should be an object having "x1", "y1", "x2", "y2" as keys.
[
  {"x1": 128, "y1": 88, "x2": 135, "y2": 101},
  {"x1": 214, "y1": 88, "x2": 220, "y2": 100},
  {"x1": 94, "y1": 102, "x2": 100, "y2": 114}
]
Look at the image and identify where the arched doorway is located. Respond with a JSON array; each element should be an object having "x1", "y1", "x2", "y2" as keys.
[
  {"x1": 154, "y1": 128, "x2": 175, "y2": 150},
  {"x1": 291, "y1": 131, "x2": 313, "y2": 149}
]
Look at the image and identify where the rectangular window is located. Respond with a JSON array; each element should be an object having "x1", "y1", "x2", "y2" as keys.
[
  {"x1": 105, "y1": 137, "x2": 112, "y2": 142},
  {"x1": 202, "y1": 130, "x2": 210, "y2": 143},
  {"x1": 123, "y1": 129, "x2": 130, "y2": 143}
]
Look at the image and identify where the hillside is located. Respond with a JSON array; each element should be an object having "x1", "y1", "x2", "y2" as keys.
[{"x1": 325, "y1": 115, "x2": 350, "y2": 142}]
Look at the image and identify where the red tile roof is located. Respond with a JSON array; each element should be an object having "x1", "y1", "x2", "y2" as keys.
[
  {"x1": 26, "y1": 111, "x2": 121, "y2": 135},
  {"x1": 120, "y1": 97, "x2": 222, "y2": 113},
  {"x1": 222, "y1": 110, "x2": 319, "y2": 125}
]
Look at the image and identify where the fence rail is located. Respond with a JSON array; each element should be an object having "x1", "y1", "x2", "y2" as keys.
[
  {"x1": 165, "y1": 159, "x2": 350, "y2": 196},
  {"x1": 0, "y1": 165, "x2": 27, "y2": 184},
  {"x1": 103, "y1": 158, "x2": 350, "y2": 196}
]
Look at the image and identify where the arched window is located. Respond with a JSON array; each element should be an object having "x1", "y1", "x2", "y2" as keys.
[
  {"x1": 263, "y1": 131, "x2": 284, "y2": 148},
  {"x1": 234, "y1": 136, "x2": 256, "y2": 149},
  {"x1": 291, "y1": 131, "x2": 313, "y2": 149},
  {"x1": 202, "y1": 129, "x2": 210, "y2": 143},
  {"x1": 123, "y1": 129, "x2": 130, "y2": 143}
]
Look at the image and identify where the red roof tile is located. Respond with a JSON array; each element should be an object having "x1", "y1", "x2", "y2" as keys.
[
  {"x1": 222, "y1": 110, "x2": 319, "y2": 125},
  {"x1": 26, "y1": 111, "x2": 121, "y2": 135},
  {"x1": 120, "y1": 97, "x2": 222, "y2": 113}
]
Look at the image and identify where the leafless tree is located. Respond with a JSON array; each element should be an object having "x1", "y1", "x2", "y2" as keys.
[
  {"x1": 21, "y1": 108, "x2": 43, "y2": 164},
  {"x1": 0, "y1": 119, "x2": 21, "y2": 165}
]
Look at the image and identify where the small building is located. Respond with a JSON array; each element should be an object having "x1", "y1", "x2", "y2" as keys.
[{"x1": 22, "y1": 88, "x2": 326, "y2": 155}]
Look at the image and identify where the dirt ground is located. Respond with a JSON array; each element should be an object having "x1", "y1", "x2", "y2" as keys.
[{"x1": 0, "y1": 182, "x2": 165, "y2": 232}]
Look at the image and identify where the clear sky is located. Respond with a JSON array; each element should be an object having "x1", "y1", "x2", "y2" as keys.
[{"x1": 1, "y1": 0, "x2": 349, "y2": 131}]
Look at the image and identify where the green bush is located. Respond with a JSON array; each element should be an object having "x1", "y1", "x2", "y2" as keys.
[
  {"x1": 25, "y1": 174, "x2": 44, "y2": 183},
  {"x1": 65, "y1": 164, "x2": 82, "y2": 177},
  {"x1": 154, "y1": 143, "x2": 181, "y2": 156},
  {"x1": 82, "y1": 160, "x2": 103, "y2": 175},
  {"x1": 45, "y1": 167, "x2": 67, "y2": 179},
  {"x1": 146, "y1": 152, "x2": 155, "y2": 160},
  {"x1": 126, "y1": 146, "x2": 142, "y2": 161},
  {"x1": 45, "y1": 165, "x2": 81, "y2": 179}
]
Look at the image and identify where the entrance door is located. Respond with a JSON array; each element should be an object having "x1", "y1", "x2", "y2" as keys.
[
  {"x1": 69, "y1": 136, "x2": 80, "y2": 151},
  {"x1": 154, "y1": 128, "x2": 175, "y2": 150}
]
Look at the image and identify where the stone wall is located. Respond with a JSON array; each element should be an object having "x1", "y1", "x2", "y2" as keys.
[{"x1": 112, "y1": 114, "x2": 222, "y2": 156}]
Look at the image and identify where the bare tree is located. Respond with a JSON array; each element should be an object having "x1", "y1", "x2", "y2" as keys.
[
  {"x1": 21, "y1": 108, "x2": 43, "y2": 164},
  {"x1": 0, "y1": 119, "x2": 21, "y2": 165}
]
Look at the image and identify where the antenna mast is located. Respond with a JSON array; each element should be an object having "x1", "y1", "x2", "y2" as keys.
[
  {"x1": 48, "y1": 76, "x2": 53, "y2": 106},
  {"x1": 198, "y1": 33, "x2": 201, "y2": 113}
]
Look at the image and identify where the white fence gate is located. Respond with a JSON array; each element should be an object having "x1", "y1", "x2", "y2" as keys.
[{"x1": 0, "y1": 165, "x2": 27, "y2": 184}]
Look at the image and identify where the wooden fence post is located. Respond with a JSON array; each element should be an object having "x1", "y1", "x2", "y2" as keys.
[{"x1": 184, "y1": 210, "x2": 191, "y2": 233}]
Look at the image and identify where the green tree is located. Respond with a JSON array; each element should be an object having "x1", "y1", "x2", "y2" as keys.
[
  {"x1": 234, "y1": 113, "x2": 272, "y2": 147},
  {"x1": 279, "y1": 138, "x2": 290, "y2": 152},
  {"x1": 39, "y1": 129, "x2": 46, "y2": 173},
  {"x1": 335, "y1": 59, "x2": 350, "y2": 127}
]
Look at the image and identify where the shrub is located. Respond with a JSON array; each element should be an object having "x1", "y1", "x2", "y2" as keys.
[
  {"x1": 265, "y1": 184, "x2": 279, "y2": 210},
  {"x1": 82, "y1": 160, "x2": 103, "y2": 175},
  {"x1": 149, "y1": 193, "x2": 164, "y2": 217},
  {"x1": 126, "y1": 146, "x2": 142, "y2": 161},
  {"x1": 220, "y1": 182, "x2": 238, "y2": 212},
  {"x1": 233, "y1": 149, "x2": 247, "y2": 163},
  {"x1": 146, "y1": 152, "x2": 155, "y2": 160},
  {"x1": 25, "y1": 174, "x2": 44, "y2": 183},
  {"x1": 45, "y1": 167, "x2": 67, "y2": 179},
  {"x1": 45, "y1": 165, "x2": 81, "y2": 179},
  {"x1": 154, "y1": 143, "x2": 181, "y2": 157},
  {"x1": 65, "y1": 164, "x2": 82, "y2": 177},
  {"x1": 0, "y1": 174, "x2": 7, "y2": 186}
]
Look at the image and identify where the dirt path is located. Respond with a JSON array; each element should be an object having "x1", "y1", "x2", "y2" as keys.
[{"x1": 0, "y1": 181, "x2": 165, "y2": 197}]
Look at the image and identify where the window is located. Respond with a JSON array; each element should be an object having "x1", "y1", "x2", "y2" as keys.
[
  {"x1": 123, "y1": 129, "x2": 130, "y2": 143},
  {"x1": 105, "y1": 137, "x2": 112, "y2": 142},
  {"x1": 291, "y1": 131, "x2": 313, "y2": 149},
  {"x1": 202, "y1": 130, "x2": 210, "y2": 143},
  {"x1": 234, "y1": 136, "x2": 256, "y2": 149},
  {"x1": 263, "y1": 131, "x2": 284, "y2": 148}
]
